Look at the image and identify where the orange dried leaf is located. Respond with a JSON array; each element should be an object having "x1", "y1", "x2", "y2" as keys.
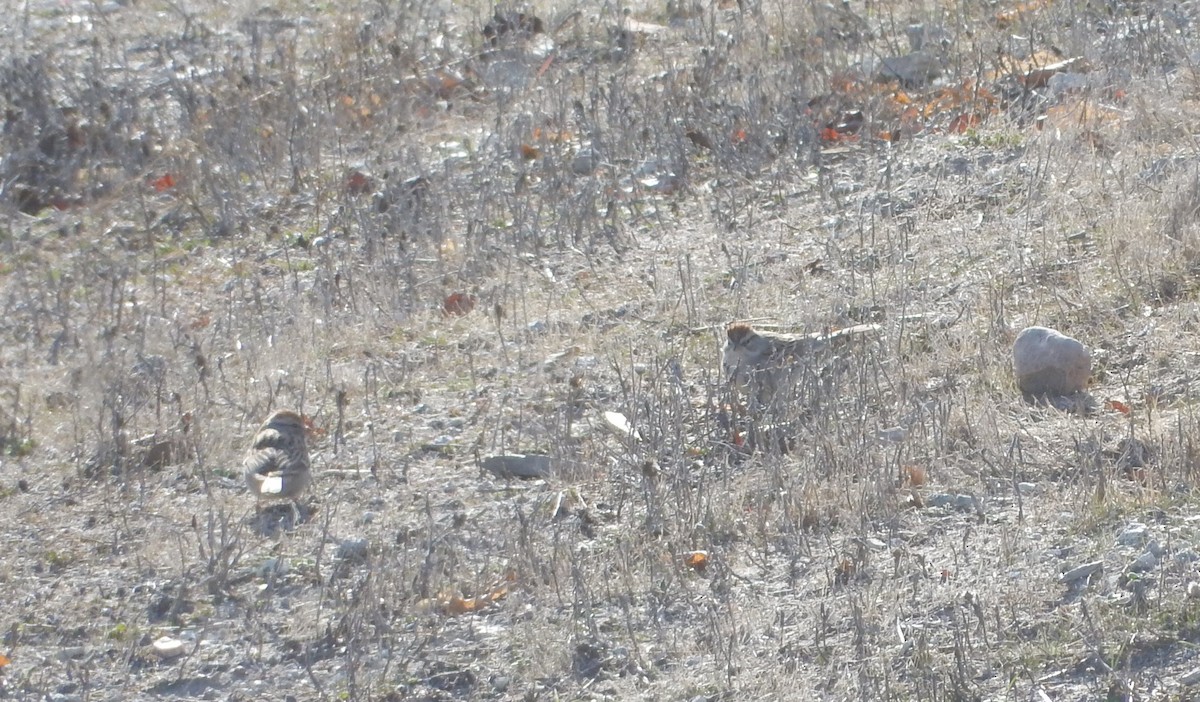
[
  {"x1": 685, "y1": 551, "x2": 709, "y2": 572},
  {"x1": 902, "y1": 465, "x2": 927, "y2": 487},
  {"x1": 1106, "y1": 399, "x2": 1132, "y2": 416},
  {"x1": 519, "y1": 144, "x2": 541, "y2": 160},
  {"x1": 731, "y1": 128, "x2": 748, "y2": 144},
  {"x1": 948, "y1": 113, "x2": 982, "y2": 133},
  {"x1": 819, "y1": 127, "x2": 843, "y2": 142},
  {"x1": 434, "y1": 78, "x2": 460, "y2": 99},
  {"x1": 443, "y1": 292, "x2": 476, "y2": 316},
  {"x1": 151, "y1": 173, "x2": 176, "y2": 192},
  {"x1": 445, "y1": 581, "x2": 509, "y2": 615},
  {"x1": 346, "y1": 171, "x2": 373, "y2": 195},
  {"x1": 0, "y1": 652, "x2": 9, "y2": 667}
]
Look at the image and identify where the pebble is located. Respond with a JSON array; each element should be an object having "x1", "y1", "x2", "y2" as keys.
[
  {"x1": 1126, "y1": 551, "x2": 1158, "y2": 573},
  {"x1": 926, "y1": 493, "x2": 979, "y2": 511},
  {"x1": 258, "y1": 558, "x2": 288, "y2": 578},
  {"x1": 482, "y1": 454, "x2": 553, "y2": 479},
  {"x1": 151, "y1": 637, "x2": 186, "y2": 659},
  {"x1": 1059, "y1": 560, "x2": 1103, "y2": 585},
  {"x1": 1116, "y1": 523, "x2": 1148, "y2": 546},
  {"x1": 336, "y1": 538, "x2": 370, "y2": 561},
  {"x1": 1175, "y1": 549, "x2": 1200, "y2": 565},
  {"x1": 1013, "y1": 326, "x2": 1091, "y2": 396}
]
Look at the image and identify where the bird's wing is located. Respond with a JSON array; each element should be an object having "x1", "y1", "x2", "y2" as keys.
[{"x1": 245, "y1": 446, "x2": 291, "y2": 478}]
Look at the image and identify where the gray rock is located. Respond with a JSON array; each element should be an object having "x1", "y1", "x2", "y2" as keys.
[
  {"x1": 926, "y1": 493, "x2": 979, "y2": 511},
  {"x1": 1127, "y1": 551, "x2": 1158, "y2": 573},
  {"x1": 1116, "y1": 522, "x2": 1148, "y2": 546},
  {"x1": 571, "y1": 148, "x2": 599, "y2": 175},
  {"x1": 875, "y1": 52, "x2": 942, "y2": 87},
  {"x1": 1059, "y1": 560, "x2": 1103, "y2": 585},
  {"x1": 482, "y1": 454, "x2": 553, "y2": 479},
  {"x1": 257, "y1": 557, "x2": 288, "y2": 578},
  {"x1": 336, "y1": 538, "x2": 370, "y2": 561},
  {"x1": 1013, "y1": 326, "x2": 1091, "y2": 396},
  {"x1": 1175, "y1": 548, "x2": 1200, "y2": 565}
]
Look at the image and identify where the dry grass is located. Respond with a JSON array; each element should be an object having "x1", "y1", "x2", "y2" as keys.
[{"x1": 5, "y1": 0, "x2": 1200, "y2": 699}]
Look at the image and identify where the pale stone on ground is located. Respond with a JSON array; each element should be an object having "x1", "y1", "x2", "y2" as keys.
[{"x1": 1012, "y1": 326, "x2": 1091, "y2": 396}]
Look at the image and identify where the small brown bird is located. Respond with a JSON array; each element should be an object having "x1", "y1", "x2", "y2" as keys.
[
  {"x1": 722, "y1": 322, "x2": 881, "y2": 411},
  {"x1": 243, "y1": 410, "x2": 311, "y2": 516}
]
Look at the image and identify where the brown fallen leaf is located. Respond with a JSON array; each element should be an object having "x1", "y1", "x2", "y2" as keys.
[
  {"x1": 902, "y1": 464, "x2": 928, "y2": 487},
  {"x1": 346, "y1": 170, "x2": 373, "y2": 195},
  {"x1": 150, "y1": 173, "x2": 176, "y2": 192},
  {"x1": 443, "y1": 292, "x2": 476, "y2": 316}
]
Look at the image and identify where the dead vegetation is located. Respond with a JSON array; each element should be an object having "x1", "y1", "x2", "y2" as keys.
[{"x1": 4, "y1": 0, "x2": 1200, "y2": 699}]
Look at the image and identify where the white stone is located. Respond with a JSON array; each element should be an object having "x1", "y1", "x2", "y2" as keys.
[
  {"x1": 152, "y1": 637, "x2": 186, "y2": 659},
  {"x1": 1013, "y1": 326, "x2": 1091, "y2": 395}
]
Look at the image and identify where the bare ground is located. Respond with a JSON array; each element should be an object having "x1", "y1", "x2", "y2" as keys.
[{"x1": 4, "y1": 0, "x2": 1200, "y2": 700}]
